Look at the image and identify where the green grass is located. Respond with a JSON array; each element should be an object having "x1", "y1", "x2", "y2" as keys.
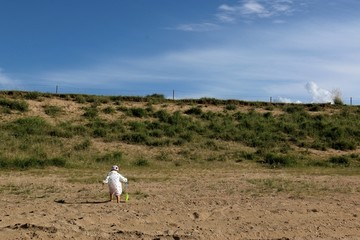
[
  {"x1": 0, "y1": 91, "x2": 360, "y2": 172},
  {"x1": 0, "y1": 156, "x2": 67, "y2": 170},
  {"x1": 43, "y1": 105, "x2": 63, "y2": 117},
  {"x1": 0, "y1": 98, "x2": 29, "y2": 112}
]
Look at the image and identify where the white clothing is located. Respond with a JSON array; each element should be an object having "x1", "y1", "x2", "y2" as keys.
[{"x1": 103, "y1": 170, "x2": 128, "y2": 196}]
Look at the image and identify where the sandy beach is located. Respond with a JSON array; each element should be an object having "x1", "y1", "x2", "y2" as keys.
[{"x1": 1, "y1": 166, "x2": 360, "y2": 240}]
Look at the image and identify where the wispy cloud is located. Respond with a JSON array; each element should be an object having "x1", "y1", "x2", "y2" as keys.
[
  {"x1": 175, "y1": 0, "x2": 297, "y2": 32},
  {"x1": 217, "y1": 0, "x2": 295, "y2": 22},
  {"x1": 175, "y1": 22, "x2": 220, "y2": 32},
  {"x1": 242, "y1": 0, "x2": 270, "y2": 16}
]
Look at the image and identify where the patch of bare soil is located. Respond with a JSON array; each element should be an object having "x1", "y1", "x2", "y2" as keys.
[{"x1": 1, "y1": 167, "x2": 360, "y2": 240}]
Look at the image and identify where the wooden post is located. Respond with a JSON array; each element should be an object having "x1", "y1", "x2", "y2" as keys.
[
  {"x1": 350, "y1": 97, "x2": 352, "y2": 106},
  {"x1": 56, "y1": 85, "x2": 58, "y2": 94},
  {"x1": 173, "y1": 90, "x2": 175, "y2": 100}
]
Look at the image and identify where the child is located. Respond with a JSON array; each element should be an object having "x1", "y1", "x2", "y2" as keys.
[{"x1": 103, "y1": 165, "x2": 128, "y2": 203}]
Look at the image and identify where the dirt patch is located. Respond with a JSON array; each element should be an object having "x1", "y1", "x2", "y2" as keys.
[{"x1": 1, "y1": 167, "x2": 360, "y2": 239}]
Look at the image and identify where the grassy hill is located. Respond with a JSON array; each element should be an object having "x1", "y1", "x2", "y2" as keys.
[{"x1": 1, "y1": 91, "x2": 360, "y2": 171}]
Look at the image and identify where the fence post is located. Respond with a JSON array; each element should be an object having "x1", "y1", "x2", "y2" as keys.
[
  {"x1": 270, "y1": 96, "x2": 272, "y2": 103},
  {"x1": 350, "y1": 97, "x2": 352, "y2": 106},
  {"x1": 56, "y1": 85, "x2": 58, "y2": 94},
  {"x1": 173, "y1": 90, "x2": 175, "y2": 100}
]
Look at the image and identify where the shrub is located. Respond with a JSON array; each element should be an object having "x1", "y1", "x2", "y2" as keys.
[
  {"x1": 44, "y1": 105, "x2": 63, "y2": 117},
  {"x1": 74, "y1": 95, "x2": 86, "y2": 103},
  {"x1": 332, "y1": 89, "x2": 343, "y2": 105},
  {"x1": 59, "y1": 122, "x2": 89, "y2": 136},
  {"x1": 262, "y1": 153, "x2": 296, "y2": 168},
  {"x1": 49, "y1": 157, "x2": 67, "y2": 167},
  {"x1": 332, "y1": 140, "x2": 356, "y2": 151},
  {"x1": 308, "y1": 105, "x2": 322, "y2": 112},
  {"x1": 82, "y1": 107, "x2": 98, "y2": 119},
  {"x1": 8, "y1": 117, "x2": 50, "y2": 137},
  {"x1": 263, "y1": 112, "x2": 272, "y2": 118},
  {"x1": 307, "y1": 160, "x2": 331, "y2": 167},
  {"x1": 74, "y1": 139, "x2": 91, "y2": 151},
  {"x1": 24, "y1": 91, "x2": 41, "y2": 100},
  {"x1": 121, "y1": 133, "x2": 148, "y2": 144},
  {"x1": 225, "y1": 104, "x2": 237, "y2": 111},
  {"x1": 284, "y1": 105, "x2": 305, "y2": 113},
  {"x1": 129, "y1": 107, "x2": 147, "y2": 118},
  {"x1": 0, "y1": 98, "x2": 29, "y2": 112},
  {"x1": 0, "y1": 156, "x2": 9, "y2": 168},
  {"x1": 133, "y1": 158, "x2": 149, "y2": 167},
  {"x1": 235, "y1": 151, "x2": 256, "y2": 161},
  {"x1": 146, "y1": 93, "x2": 165, "y2": 99},
  {"x1": 85, "y1": 95, "x2": 100, "y2": 103},
  {"x1": 9, "y1": 157, "x2": 67, "y2": 170},
  {"x1": 200, "y1": 111, "x2": 217, "y2": 121},
  {"x1": 102, "y1": 106, "x2": 115, "y2": 114},
  {"x1": 184, "y1": 107, "x2": 202, "y2": 115},
  {"x1": 1, "y1": 107, "x2": 12, "y2": 114},
  {"x1": 153, "y1": 109, "x2": 170, "y2": 122},
  {"x1": 146, "y1": 94, "x2": 165, "y2": 103},
  {"x1": 329, "y1": 155, "x2": 350, "y2": 167},
  {"x1": 49, "y1": 128, "x2": 73, "y2": 138}
]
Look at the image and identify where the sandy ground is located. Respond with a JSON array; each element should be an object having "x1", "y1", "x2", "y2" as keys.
[{"x1": 1, "y1": 167, "x2": 360, "y2": 240}]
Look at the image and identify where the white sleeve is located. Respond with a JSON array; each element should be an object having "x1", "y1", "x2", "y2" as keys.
[
  {"x1": 118, "y1": 174, "x2": 128, "y2": 183},
  {"x1": 103, "y1": 174, "x2": 110, "y2": 184}
]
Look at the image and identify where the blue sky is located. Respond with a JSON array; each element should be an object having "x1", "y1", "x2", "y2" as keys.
[{"x1": 1, "y1": 0, "x2": 359, "y2": 104}]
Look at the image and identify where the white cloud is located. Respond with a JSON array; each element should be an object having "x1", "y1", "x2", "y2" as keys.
[
  {"x1": 175, "y1": 22, "x2": 220, "y2": 32},
  {"x1": 218, "y1": 4, "x2": 237, "y2": 12},
  {"x1": 242, "y1": 0, "x2": 269, "y2": 16},
  {"x1": 305, "y1": 82, "x2": 333, "y2": 104},
  {"x1": 216, "y1": 0, "x2": 295, "y2": 22},
  {"x1": 273, "y1": 97, "x2": 302, "y2": 104},
  {"x1": 174, "y1": 0, "x2": 298, "y2": 31}
]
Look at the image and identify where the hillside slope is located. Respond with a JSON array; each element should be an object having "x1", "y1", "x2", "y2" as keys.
[{"x1": 0, "y1": 91, "x2": 359, "y2": 170}]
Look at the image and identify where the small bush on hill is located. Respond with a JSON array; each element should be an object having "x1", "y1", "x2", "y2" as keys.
[
  {"x1": 262, "y1": 153, "x2": 296, "y2": 168},
  {"x1": 44, "y1": 105, "x2": 63, "y2": 117},
  {"x1": 328, "y1": 155, "x2": 350, "y2": 167},
  {"x1": 0, "y1": 156, "x2": 66, "y2": 170},
  {"x1": 0, "y1": 98, "x2": 29, "y2": 112},
  {"x1": 24, "y1": 91, "x2": 42, "y2": 100},
  {"x1": 225, "y1": 104, "x2": 237, "y2": 111},
  {"x1": 102, "y1": 106, "x2": 115, "y2": 114},
  {"x1": 83, "y1": 107, "x2": 98, "y2": 119},
  {"x1": 7, "y1": 117, "x2": 50, "y2": 137},
  {"x1": 129, "y1": 107, "x2": 147, "y2": 118},
  {"x1": 74, "y1": 139, "x2": 91, "y2": 151},
  {"x1": 185, "y1": 107, "x2": 202, "y2": 115},
  {"x1": 121, "y1": 132, "x2": 149, "y2": 144},
  {"x1": 133, "y1": 158, "x2": 149, "y2": 167}
]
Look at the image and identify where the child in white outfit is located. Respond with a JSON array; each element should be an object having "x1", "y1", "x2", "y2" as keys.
[{"x1": 103, "y1": 165, "x2": 128, "y2": 203}]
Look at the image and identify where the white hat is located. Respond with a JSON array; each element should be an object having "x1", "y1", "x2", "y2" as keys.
[{"x1": 111, "y1": 165, "x2": 119, "y2": 171}]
